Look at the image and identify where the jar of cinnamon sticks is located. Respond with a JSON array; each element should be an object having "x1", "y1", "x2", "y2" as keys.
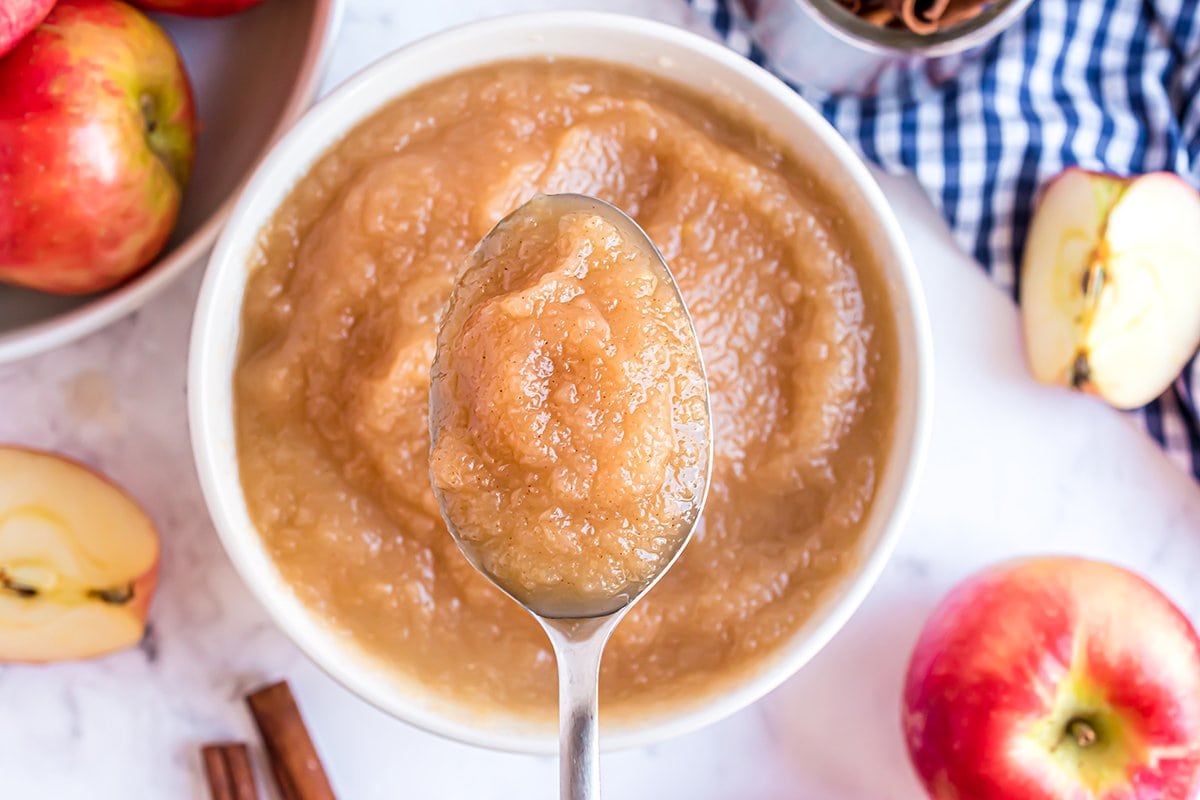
[{"x1": 735, "y1": 0, "x2": 1033, "y2": 95}]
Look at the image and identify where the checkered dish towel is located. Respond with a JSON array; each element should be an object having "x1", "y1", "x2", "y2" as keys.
[{"x1": 690, "y1": 0, "x2": 1200, "y2": 481}]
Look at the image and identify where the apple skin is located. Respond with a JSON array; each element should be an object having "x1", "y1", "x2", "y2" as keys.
[
  {"x1": 130, "y1": 0, "x2": 268, "y2": 16},
  {"x1": 0, "y1": 0, "x2": 196, "y2": 295},
  {"x1": 0, "y1": 0, "x2": 56, "y2": 57},
  {"x1": 903, "y1": 558, "x2": 1200, "y2": 800}
]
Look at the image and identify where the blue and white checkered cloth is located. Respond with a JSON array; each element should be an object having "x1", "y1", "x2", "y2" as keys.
[{"x1": 691, "y1": 0, "x2": 1200, "y2": 481}]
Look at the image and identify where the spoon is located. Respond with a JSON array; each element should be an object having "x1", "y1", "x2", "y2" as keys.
[{"x1": 429, "y1": 194, "x2": 714, "y2": 800}]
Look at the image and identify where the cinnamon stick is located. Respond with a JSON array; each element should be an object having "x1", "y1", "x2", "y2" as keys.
[
  {"x1": 202, "y1": 742, "x2": 259, "y2": 800},
  {"x1": 246, "y1": 681, "x2": 337, "y2": 800},
  {"x1": 886, "y1": 0, "x2": 954, "y2": 34},
  {"x1": 862, "y1": 6, "x2": 897, "y2": 25},
  {"x1": 844, "y1": 0, "x2": 990, "y2": 33}
]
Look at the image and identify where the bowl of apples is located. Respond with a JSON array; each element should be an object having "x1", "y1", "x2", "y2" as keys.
[{"x1": 0, "y1": 0, "x2": 342, "y2": 362}]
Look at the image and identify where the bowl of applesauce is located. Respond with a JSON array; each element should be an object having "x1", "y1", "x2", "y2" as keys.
[{"x1": 189, "y1": 12, "x2": 933, "y2": 753}]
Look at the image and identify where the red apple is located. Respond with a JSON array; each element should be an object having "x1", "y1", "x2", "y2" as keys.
[
  {"x1": 0, "y1": 0, "x2": 196, "y2": 294},
  {"x1": 130, "y1": 0, "x2": 268, "y2": 16},
  {"x1": 0, "y1": 0, "x2": 55, "y2": 57},
  {"x1": 903, "y1": 557, "x2": 1200, "y2": 800},
  {"x1": 0, "y1": 446, "x2": 160, "y2": 661}
]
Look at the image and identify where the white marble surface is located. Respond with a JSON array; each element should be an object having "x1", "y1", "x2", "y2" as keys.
[{"x1": 2, "y1": 1, "x2": 1199, "y2": 798}]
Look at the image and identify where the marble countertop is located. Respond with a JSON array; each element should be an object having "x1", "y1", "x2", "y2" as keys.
[{"x1": 2, "y1": 1, "x2": 1198, "y2": 798}]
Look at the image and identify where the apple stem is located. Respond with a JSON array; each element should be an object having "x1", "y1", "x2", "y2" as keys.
[
  {"x1": 1069, "y1": 353, "x2": 1091, "y2": 388},
  {"x1": 1067, "y1": 718, "x2": 1098, "y2": 748},
  {"x1": 140, "y1": 93, "x2": 158, "y2": 135}
]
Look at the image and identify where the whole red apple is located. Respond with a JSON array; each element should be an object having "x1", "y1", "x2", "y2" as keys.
[
  {"x1": 0, "y1": 0, "x2": 56, "y2": 57},
  {"x1": 130, "y1": 0, "x2": 267, "y2": 16},
  {"x1": 0, "y1": 0, "x2": 195, "y2": 294},
  {"x1": 903, "y1": 558, "x2": 1200, "y2": 800}
]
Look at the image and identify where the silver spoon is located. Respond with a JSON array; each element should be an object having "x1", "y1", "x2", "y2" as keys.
[{"x1": 429, "y1": 194, "x2": 714, "y2": 800}]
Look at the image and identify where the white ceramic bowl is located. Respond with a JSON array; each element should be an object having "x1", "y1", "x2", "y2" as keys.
[
  {"x1": 0, "y1": 0, "x2": 342, "y2": 363},
  {"x1": 189, "y1": 12, "x2": 933, "y2": 754}
]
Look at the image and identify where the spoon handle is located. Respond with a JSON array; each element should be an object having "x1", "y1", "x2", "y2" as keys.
[
  {"x1": 560, "y1": 659, "x2": 600, "y2": 800},
  {"x1": 542, "y1": 616, "x2": 621, "y2": 800}
]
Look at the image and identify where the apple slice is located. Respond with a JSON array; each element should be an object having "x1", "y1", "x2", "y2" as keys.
[
  {"x1": 0, "y1": 0, "x2": 54, "y2": 57},
  {"x1": 0, "y1": 446, "x2": 159, "y2": 662},
  {"x1": 1021, "y1": 168, "x2": 1200, "y2": 409}
]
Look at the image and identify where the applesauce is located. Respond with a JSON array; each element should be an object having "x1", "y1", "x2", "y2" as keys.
[
  {"x1": 235, "y1": 60, "x2": 897, "y2": 717},
  {"x1": 429, "y1": 195, "x2": 710, "y2": 618}
]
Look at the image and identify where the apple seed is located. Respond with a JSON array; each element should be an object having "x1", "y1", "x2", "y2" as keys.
[
  {"x1": 0, "y1": 570, "x2": 135, "y2": 605},
  {"x1": 88, "y1": 584, "x2": 135, "y2": 605},
  {"x1": 0, "y1": 572, "x2": 38, "y2": 598},
  {"x1": 1080, "y1": 261, "x2": 1105, "y2": 298}
]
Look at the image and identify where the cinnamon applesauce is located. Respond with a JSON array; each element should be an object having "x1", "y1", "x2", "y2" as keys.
[
  {"x1": 235, "y1": 59, "x2": 898, "y2": 717},
  {"x1": 429, "y1": 195, "x2": 710, "y2": 618}
]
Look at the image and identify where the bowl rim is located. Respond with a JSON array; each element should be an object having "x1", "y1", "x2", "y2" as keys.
[
  {"x1": 0, "y1": 0, "x2": 345, "y2": 365},
  {"x1": 189, "y1": 10, "x2": 934, "y2": 754}
]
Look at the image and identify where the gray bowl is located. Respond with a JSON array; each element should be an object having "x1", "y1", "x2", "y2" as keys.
[{"x1": 0, "y1": 0, "x2": 342, "y2": 363}]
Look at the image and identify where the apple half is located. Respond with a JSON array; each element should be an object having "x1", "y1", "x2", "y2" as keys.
[
  {"x1": 0, "y1": 447, "x2": 159, "y2": 662},
  {"x1": 1020, "y1": 168, "x2": 1200, "y2": 409}
]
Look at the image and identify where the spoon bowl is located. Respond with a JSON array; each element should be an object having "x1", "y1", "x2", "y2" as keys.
[{"x1": 431, "y1": 193, "x2": 713, "y2": 619}]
